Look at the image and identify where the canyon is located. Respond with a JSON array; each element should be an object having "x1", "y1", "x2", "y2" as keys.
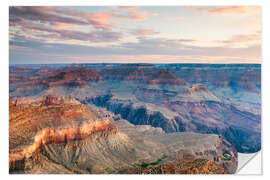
[
  {"x1": 9, "y1": 63, "x2": 261, "y2": 174},
  {"x1": 9, "y1": 95, "x2": 237, "y2": 174}
]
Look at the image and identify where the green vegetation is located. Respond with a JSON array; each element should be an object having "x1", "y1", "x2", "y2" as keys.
[
  {"x1": 221, "y1": 152, "x2": 231, "y2": 161},
  {"x1": 140, "y1": 157, "x2": 164, "y2": 168},
  {"x1": 221, "y1": 157, "x2": 231, "y2": 161}
]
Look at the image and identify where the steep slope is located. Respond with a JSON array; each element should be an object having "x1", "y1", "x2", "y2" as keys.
[
  {"x1": 100, "y1": 64, "x2": 157, "y2": 80},
  {"x1": 175, "y1": 84, "x2": 220, "y2": 102},
  {"x1": 121, "y1": 159, "x2": 227, "y2": 174},
  {"x1": 9, "y1": 63, "x2": 261, "y2": 156},
  {"x1": 146, "y1": 69, "x2": 187, "y2": 85},
  {"x1": 9, "y1": 68, "x2": 104, "y2": 97},
  {"x1": 86, "y1": 90, "x2": 260, "y2": 153},
  {"x1": 9, "y1": 96, "x2": 237, "y2": 174}
]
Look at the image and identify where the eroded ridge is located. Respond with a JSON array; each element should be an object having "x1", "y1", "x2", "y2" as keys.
[{"x1": 9, "y1": 96, "x2": 119, "y2": 171}]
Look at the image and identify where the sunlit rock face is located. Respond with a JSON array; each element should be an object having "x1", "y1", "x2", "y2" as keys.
[
  {"x1": 9, "y1": 96, "x2": 237, "y2": 174},
  {"x1": 9, "y1": 95, "x2": 119, "y2": 172},
  {"x1": 9, "y1": 63, "x2": 260, "y2": 174}
]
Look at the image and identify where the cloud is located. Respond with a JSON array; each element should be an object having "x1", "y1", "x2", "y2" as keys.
[
  {"x1": 130, "y1": 29, "x2": 159, "y2": 36},
  {"x1": 14, "y1": 22, "x2": 122, "y2": 43},
  {"x1": 208, "y1": 6, "x2": 260, "y2": 15},
  {"x1": 119, "y1": 6, "x2": 139, "y2": 10},
  {"x1": 10, "y1": 6, "x2": 151, "y2": 31},
  {"x1": 10, "y1": 37, "x2": 261, "y2": 64},
  {"x1": 218, "y1": 33, "x2": 261, "y2": 47},
  {"x1": 9, "y1": 6, "x2": 261, "y2": 64},
  {"x1": 9, "y1": 34, "x2": 261, "y2": 65},
  {"x1": 185, "y1": 6, "x2": 260, "y2": 15},
  {"x1": 50, "y1": 22, "x2": 80, "y2": 30},
  {"x1": 60, "y1": 9, "x2": 120, "y2": 30},
  {"x1": 221, "y1": 33, "x2": 261, "y2": 44},
  {"x1": 128, "y1": 11, "x2": 148, "y2": 20},
  {"x1": 9, "y1": 7, "x2": 88, "y2": 26},
  {"x1": 9, "y1": 6, "x2": 129, "y2": 43},
  {"x1": 10, "y1": 35, "x2": 259, "y2": 60},
  {"x1": 9, "y1": 6, "x2": 155, "y2": 45},
  {"x1": 49, "y1": 29, "x2": 122, "y2": 42}
]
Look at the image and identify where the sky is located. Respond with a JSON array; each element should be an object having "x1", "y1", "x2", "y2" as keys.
[{"x1": 9, "y1": 6, "x2": 261, "y2": 64}]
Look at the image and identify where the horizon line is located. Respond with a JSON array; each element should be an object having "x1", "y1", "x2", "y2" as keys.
[{"x1": 9, "y1": 62, "x2": 262, "y2": 65}]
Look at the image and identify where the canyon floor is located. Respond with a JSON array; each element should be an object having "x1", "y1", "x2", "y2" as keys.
[{"x1": 9, "y1": 63, "x2": 261, "y2": 174}]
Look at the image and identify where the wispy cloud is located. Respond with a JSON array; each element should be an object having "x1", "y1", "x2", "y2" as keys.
[
  {"x1": 130, "y1": 29, "x2": 159, "y2": 36},
  {"x1": 186, "y1": 6, "x2": 260, "y2": 15},
  {"x1": 208, "y1": 6, "x2": 260, "y2": 15},
  {"x1": 221, "y1": 33, "x2": 261, "y2": 44},
  {"x1": 217, "y1": 32, "x2": 261, "y2": 48},
  {"x1": 9, "y1": 6, "x2": 261, "y2": 64},
  {"x1": 128, "y1": 11, "x2": 148, "y2": 20},
  {"x1": 9, "y1": 6, "x2": 157, "y2": 44},
  {"x1": 10, "y1": 7, "x2": 88, "y2": 26},
  {"x1": 119, "y1": 6, "x2": 139, "y2": 10},
  {"x1": 10, "y1": 35, "x2": 260, "y2": 62}
]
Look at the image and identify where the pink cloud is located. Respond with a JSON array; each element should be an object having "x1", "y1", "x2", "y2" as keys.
[
  {"x1": 185, "y1": 6, "x2": 260, "y2": 15},
  {"x1": 50, "y1": 22, "x2": 80, "y2": 30},
  {"x1": 130, "y1": 29, "x2": 159, "y2": 36},
  {"x1": 10, "y1": 6, "x2": 154, "y2": 32},
  {"x1": 209, "y1": 6, "x2": 260, "y2": 15},
  {"x1": 11, "y1": 7, "x2": 119, "y2": 30},
  {"x1": 119, "y1": 6, "x2": 139, "y2": 10},
  {"x1": 131, "y1": 29, "x2": 159, "y2": 36},
  {"x1": 54, "y1": 8, "x2": 115, "y2": 30},
  {"x1": 220, "y1": 33, "x2": 261, "y2": 45},
  {"x1": 83, "y1": 11, "x2": 115, "y2": 29},
  {"x1": 128, "y1": 11, "x2": 148, "y2": 20}
]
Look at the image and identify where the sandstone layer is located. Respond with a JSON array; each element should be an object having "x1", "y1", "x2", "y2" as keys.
[{"x1": 9, "y1": 96, "x2": 238, "y2": 174}]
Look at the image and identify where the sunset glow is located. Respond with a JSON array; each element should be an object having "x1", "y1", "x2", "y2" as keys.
[{"x1": 9, "y1": 6, "x2": 261, "y2": 64}]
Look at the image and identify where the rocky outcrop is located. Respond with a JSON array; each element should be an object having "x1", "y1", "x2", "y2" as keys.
[
  {"x1": 189, "y1": 84, "x2": 208, "y2": 93},
  {"x1": 36, "y1": 67, "x2": 54, "y2": 75},
  {"x1": 174, "y1": 84, "x2": 220, "y2": 102},
  {"x1": 146, "y1": 159, "x2": 227, "y2": 174},
  {"x1": 44, "y1": 69, "x2": 103, "y2": 87},
  {"x1": 9, "y1": 96, "x2": 238, "y2": 174},
  {"x1": 49, "y1": 69, "x2": 104, "y2": 82},
  {"x1": 9, "y1": 69, "x2": 104, "y2": 97},
  {"x1": 9, "y1": 67, "x2": 36, "y2": 74},
  {"x1": 112, "y1": 119, "x2": 237, "y2": 174},
  {"x1": 85, "y1": 95, "x2": 180, "y2": 132},
  {"x1": 86, "y1": 94, "x2": 261, "y2": 153},
  {"x1": 9, "y1": 63, "x2": 260, "y2": 174},
  {"x1": 147, "y1": 69, "x2": 187, "y2": 85},
  {"x1": 10, "y1": 95, "x2": 79, "y2": 107},
  {"x1": 9, "y1": 119, "x2": 118, "y2": 172},
  {"x1": 169, "y1": 101, "x2": 261, "y2": 153},
  {"x1": 100, "y1": 64, "x2": 157, "y2": 80},
  {"x1": 9, "y1": 96, "x2": 119, "y2": 172},
  {"x1": 121, "y1": 159, "x2": 227, "y2": 174}
]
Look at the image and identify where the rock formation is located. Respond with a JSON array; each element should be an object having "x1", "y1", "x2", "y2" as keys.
[
  {"x1": 9, "y1": 96, "x2": 238, "y2": 174},
  {"x1": 86, "y1": 93, "x2": 260, "y2": 153},
  {"x1": 9, "y1": 63, "x2": 261, "y2": 174},
  {"x1": 146, "y1": 69, "x2": 187, "y2": 85}
]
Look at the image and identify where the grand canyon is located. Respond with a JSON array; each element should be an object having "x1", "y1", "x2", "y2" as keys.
[{"x1": 9, "y1": 63, "x2": 261, "y2": 174}]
